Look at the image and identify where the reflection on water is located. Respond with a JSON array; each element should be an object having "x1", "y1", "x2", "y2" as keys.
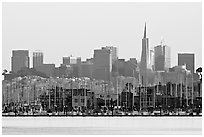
[
  {"x1": 2, "y1": 117, "x2": 202, "y2": 135},
  {"x1": 3, "y1": 127, "x2": 202, "y2": 135}
]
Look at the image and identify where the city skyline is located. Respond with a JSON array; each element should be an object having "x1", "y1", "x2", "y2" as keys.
[{"x1": 2, "y1": 2, "x2": 202, "y2": 71}]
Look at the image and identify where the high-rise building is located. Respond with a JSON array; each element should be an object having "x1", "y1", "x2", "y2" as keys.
[
  {"x1": 77, "y1": 57, "x2": 81, "y2": 64},
  {"x1": 178, "y1": 53, "x2": 195, "y2": 73},
  {"x1": 79, "y1": 61, "x2": 93, "y2": 78},
  {"x1": 139, "y1": 23, "x2": 151, "y2": 85},
  {"x1": 124, "y1": 58, "x2": 137, "y2": 77},
  {"x1": 164, "y1": 45, "x2": 171, "y2": 69},
  {"x1": 93, "y1": 48, "x2": 112, "y2": 81},
  {"x1": 117, "y1": 59, "x2": 126, "y2": 76},
  {"x1": 150, "y1": 49, "x2": 154, "y2": 70},
  {"x1": 102, "y1": 46, "x2": 118, "y2": 77},
  {"x1": 62, "y1": 56, "x2": 81, "y2": 77},
  {"x1": 62, "y1": 55, "x2": 80, "y2": 65},
  {"x1": 70, "y1": 56, "x2": 77, "y2": 64},
  {"x1": 33, "y1": 51, "x2": 43, "y2": 68},
  {"x1": 63, "y1": 57, "x2": 70, "y2": 65},
  {"x1": 11, "y1": 50, "x2": 29, "y2": 73},
  {"x1": 154, "y1": 43, "x2": 171, "y2": 71},
  {"x1": 101, "y1": 46, "x2": 118, "y2": 62}
]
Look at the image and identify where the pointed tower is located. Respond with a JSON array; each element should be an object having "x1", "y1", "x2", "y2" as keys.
[
  {"x1": 140, "y1": 23, "x2": 151, "y2": 85},
  {"x1": 144, "y1": 22, "x2": 146, "y2": 39}
]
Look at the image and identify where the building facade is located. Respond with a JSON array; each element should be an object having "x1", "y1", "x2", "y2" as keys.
[
  {"x1": 33, "y1": 51, "x2": 43, "y2": 68},
  {"x1": 139, "y1": 23, "x2": 151, "y2": 85},
  {"x1": 35, "y1": 64, "x2": 55, "y2": 77},
  {"x1": 62, "y1": 56, "x2": 80, "y2": 65},
  {"x1": 93, "y1": 48, "x2": 112, "y2": 81},
  {"x1": 154, "y1": 44, "x2": 171, "y2": 71},
  {"x1": 79, "y1": 61, "x2": 93, "y2": 78},
  {"x1": 11, "y1": 50, "x2": 30, "y2": 73},
  {"x1": 101, "y1": 46, "x2": 118, "y2": 62},
  {"x1": 178, "y1": 53, "x2": 195, "y2": 73},
  {"x1": 150, "y1": 49, "x2": 155, "y2": 70}
]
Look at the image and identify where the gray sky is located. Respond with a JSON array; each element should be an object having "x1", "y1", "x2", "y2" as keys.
[{"x1": 2, "y1": 2, "x2": 202, "y2": 71}]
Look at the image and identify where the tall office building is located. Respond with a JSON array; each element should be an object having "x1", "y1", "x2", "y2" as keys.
[
  {"x1": 150, "y1": 49, "x2": 154, "y2": 70},
  {"x1": 11, "y1": 50, "x2": 29, "y2": 73},
  {"x1": 124, "y1": 58, "x2": 137, "y2": 77},
  {"x1": 139, "y1": 23, "x2": 151, "y2": 85},
  {"x1": 178, "y1": 53, "x2": 195, "y2": 73},
  {"x1": 63, "y1": 57, "x2": 70, "y2": 65},
  {"x1": 79, "y1": 61, "x2": 93, "y2": 78},
  {"x1": 102, "y1": 46, "x2": 118, "y2": 76},
  {"x1": 70, "y1": 56, "x2": 77, "y2": 64},
  {"x1": 33, "y1": 51, "x2": 43, "y2": 68},
  {"x1": 62, "y1": 55, "x2": 79, "y2": 65},
  {"x1": 93, "y1": 48, "x2": 112, "y2": 81},
  {"x1": 101, "y1": 46, "x2": 118, "y2": 62},
  {"x1": 164, "y1": 45, "x2": 171, "y2": 69},
  {"x1": 154, "y1": 43, "x2": 171, "y2": 71}
]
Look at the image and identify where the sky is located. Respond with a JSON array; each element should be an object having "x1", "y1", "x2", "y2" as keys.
[{"x1": 2, "y1": 2, "x2": 202, "y2": 71}]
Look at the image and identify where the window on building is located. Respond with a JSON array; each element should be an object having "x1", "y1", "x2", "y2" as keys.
[
  {"x1": 81, "y1": 91, "x2": 84, "y2": 96},
  {"x1": 75, "y1": 99, "x2": 78, "y2": 103},
  {"x1": 73, "y1": 91, "x2": 77, "y2": 96}
]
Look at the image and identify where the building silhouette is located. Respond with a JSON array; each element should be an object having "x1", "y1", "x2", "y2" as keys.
[
  {"x1": 62, "y1": 56, "x2": 82, "y2": 77},
  {"x1": 93, "y1": 48, "x2": 112, "y2": 81},
  {"x1": 11, "y1": 50, "x2": 29, "y2": 73},
  {"x1": 79, "y1": 61, "x2": 93, "y2": 78},
  {"x1": 178, "y1": 53, "x2": 195, "y2": 73},
  {"x1": 139, "y1": 23, "x2": 151, "y2": 85},
  {"x1": 101, "y1": 46, "x2": 118, "y2": 63},
  {"x1": 62, "y1": 55, "x2": 81, "y2": 65},
  {"x1": 150, "y1": 49, "x2": 154, "y2": 70},
  {"x1": 33, "y1": 51, "x2": 43, "y2": 68},
  {"x1": 54, "y1": 64, "x2": 72, "y2": 78},
  {"x1": 35, "y1": 64, "x2": 55, "y2": 77},
  {"x1": 154, "y1": 42, "x2": 171, "y2": 71},
  {"x1": 63, "y1": 57, "x2": 70, "y2": 65}
]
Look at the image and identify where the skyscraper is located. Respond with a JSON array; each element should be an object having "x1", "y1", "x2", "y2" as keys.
[
  {"x1": 62, "y1": 55, "x2": 78, "y2": 65},
  {"x1": 33, "y1": 51, "x2": 43, "y2": 68},
  {"x1": 93, "y1": 48, "x2": 112, "y2": 81},
  {"x1": 62, "y1": 55, "x2": 81, "y2": 77},
  {"x1": 63, "y1": 57, "x2": 70, "y2": 65},
  {"x1": 178, "y1": 53, "x2": 195, "y2": 73},
  {"x1": 164, "y1": 45, "x2": 171, "y2": 69},
  {"x1": 101, "y1": 46, "x2": 118, "y2": 62},
  {"x1": 101, "y1": 46, "x2": 118, "y2": 76},
  {"x1": 154, "y1": 43, "x2": 171, "y2": 71},
  {"x1": 150, "y1": 49, "x2": 154, "y2": 70},
  {"x1": 79, "y1": 61, "x2": 93, "y2": 78},
  {"x1": 11, "y1": 50, "x2": 29, "y2": 73},
  {"x1": 139, "y1": 23, "x2": 151, "y2": 85}
]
